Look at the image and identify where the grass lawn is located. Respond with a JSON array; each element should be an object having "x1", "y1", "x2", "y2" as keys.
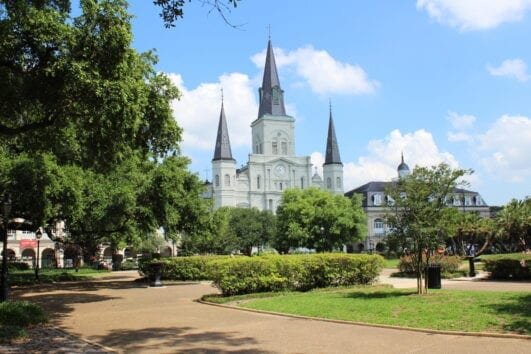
[
  {"x1": 383, "y1": 258, "x2": 399, "y2": 269},
  {"x1": 219, "y1": 286, "x2": 530, "y2": 335},
  {"x1": 9, "y1": 267, "x2": 112, "y2": 285}
]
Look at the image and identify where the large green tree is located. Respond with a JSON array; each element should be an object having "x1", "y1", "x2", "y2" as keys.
[
  {"x1": 385, "y1": 163, "x2": 471, "y2": 294},
  {"x1": 275, "y1": 188, "x2": 366, "y2": 253},
  {"x1": 0, "y1": 0, "x2": 206, "y2": 257},
  {"x1": 494, "y1": 198, "x2": 530, "y2": 252}
]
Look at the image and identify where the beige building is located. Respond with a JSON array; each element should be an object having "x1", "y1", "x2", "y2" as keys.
[{"x1": 345, "y1": 156, "x2": 490, "y2": 252}]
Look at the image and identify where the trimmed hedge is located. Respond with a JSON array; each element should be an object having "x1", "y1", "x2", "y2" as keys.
[
  {"x1": 0, "y1": 301, "x2": 46, "y2": 327},
  {"x1": 209, "y1": 254, "x2": 384, "y2": 296},
  {"x1": 483, "y1": 254, "x2": 530, "y2": 280},
  {"x1": 139, "y1": 256, "x2": 229, "y2": 281},
  {"x1": 7, "y1": 262, "x2": 30, "y2": 271}
]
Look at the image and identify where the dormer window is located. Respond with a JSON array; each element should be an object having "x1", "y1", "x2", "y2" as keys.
[{"x1": 373, "y1": 194, "x2": 382, "y2": 206}]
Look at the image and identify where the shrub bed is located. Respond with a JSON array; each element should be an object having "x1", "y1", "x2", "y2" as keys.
[
  {"x1": 0, "y1": 301, "x2": 46, "y2": 343},
  {"x1": 139, "y1": 256, "x2": 229, "y2": 281},
  {"x1": 397, "y1": 255, "x2": 465, "y2": 278},
  {"x1": 7, "y1": 262, "x2": 30, "y2": 271},
  {"x1": 209, "y1": 254, "x2": 384, "y2": 296},
  {"x1": 483, "y1": 254, "x2": 530, "y2": 280}
]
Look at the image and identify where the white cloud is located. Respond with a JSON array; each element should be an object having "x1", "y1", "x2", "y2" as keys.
[
  {"x1": 487, "y1": 58, "x2": 530, "y2": 82},
  {"x1": 447, "y1": 131, "x2": 473, "y2": 142},
  {"x1": 446, "y1": 111, "x2": 477, "y2": 130},
  {"x1": 478, "y1": 115, "x2": 531, "y2": 181},
  {"x1": 446, "y1": 111, "x2": 477, "y2": 143},
  {"x1": 417, "y1": 0, "x2": 531, "y2": 31},
  {"x1": 251, "y1": 46, "x2": 379, "y2": 96},
  {"x1": 340, "y1": 129, "x2": 459, "y2": 191},
  {"x1": 168, "y1": 72, "x2": 258, "y2": 151}
]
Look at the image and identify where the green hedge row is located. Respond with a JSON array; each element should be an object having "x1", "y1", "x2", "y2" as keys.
[
  {"x1": 139, "y1": 255, "x2": 229, "y2": 281},
  {"x1": 0, "y1": 301, "x2": 46, "y2": 327},
  {"x1": 141, "y1": 254, "x2": 384, "y2": 296},
  {"x1": 483, "y1": 255, "x2": 530, "y2": 280},
  {"x1": 209, "y1": 254, "x2": 383, "y2": 295}
]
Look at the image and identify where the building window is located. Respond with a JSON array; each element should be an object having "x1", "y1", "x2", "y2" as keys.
[
  {"x1": 465, "y1": 196, "x2": 472, "y2": 206},
  {"x1": 257, "y1": 175, "x2": 261, "y2": 189},
  {"x1": 386, "y1": 195, "x2": 395, "y2": 206},
  {"x1": 374, "y1": 219, "x2": 385, "y2": 235},
  {"x1": 224, "y1": 174, "x2": 230, "y2": 187},
  {"x1": 336, "y1": 177, "x2": 341, "y2": 189},
  {"x1": 272, "y1": 142, "x2": 278, "y2": 154},
  {"x1": 453, "y1": 196, "x2": 461, "y2": 206},
  {"x1": 281, "y1": 141, "x2": 287, "y2": 155},
  {"x1": 327, "y1": 177, "x2": 332, "y2": 189},
  {"x1": 373, "y1": 194, "x2": 382, "y2": 206},
  {"x1": 215, "y1": 175, "x2": 219, "y2": 187},
  {"x1": 300, "y1": 177, "x2": 304, "y2": 189},
  {"x1": 279, "y1": 182, "x2": 283, "y2": 191},
  {"x1": 269, "y1": 199, "x2": 273, "y2": 210}
]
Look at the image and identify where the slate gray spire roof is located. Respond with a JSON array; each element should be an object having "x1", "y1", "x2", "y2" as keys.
[
  {"x1": 258, "y1": 39, "x2": 287, "y2": 118},
  {"x1": 397, "y1": 152, "x2": 410, "y2": 171},
  {"x1": 324, "y1": 103, "x2": 342, "y2": 165},
  {"x1": 212, "y1": 99, "x2": 234, "y2": 161}
]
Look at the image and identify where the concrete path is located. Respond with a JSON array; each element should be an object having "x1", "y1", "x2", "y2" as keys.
[
  {"x1": 378, "y1": 268, "x2": 531, "y2": 291},
  {"x1": 13, "y1": 271, "x2": 531, "y2": 354}
]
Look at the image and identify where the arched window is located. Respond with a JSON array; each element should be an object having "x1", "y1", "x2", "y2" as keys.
[
  {"x1": 336, "y1": 177, "x2": 341, "y2": 189},
  {"x1": 224, "y1": 174, "x2": 230, "y2": 187},
  {"x1": 257, "y1": 175, "x2": 261, "y2": 189},
  {"x1": 215, "y1": 175, "x2": 220, "y2": 187},
  {"x1": 279, "y1": 182, "x2": 283, "y2": 191},
  {"x1": 326, "y1": 177, "x2": 332, "y2": 189}
]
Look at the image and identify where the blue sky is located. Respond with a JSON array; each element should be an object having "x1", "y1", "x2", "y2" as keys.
[{"x1": 125, "y1": 0, "x2": 530, "y2": 206}]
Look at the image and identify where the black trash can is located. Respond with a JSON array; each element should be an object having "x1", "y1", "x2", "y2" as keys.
[{"x1": 425, "y1": 264, "x2": 441, "y2": 289}]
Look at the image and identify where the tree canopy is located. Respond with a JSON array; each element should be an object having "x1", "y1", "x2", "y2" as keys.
[
  {"x1": 275, "y1": 188, "x2": 366, "y2": 253},
  {"x1": 0, "y1": 0, "x2": 207, "y2": 259}
]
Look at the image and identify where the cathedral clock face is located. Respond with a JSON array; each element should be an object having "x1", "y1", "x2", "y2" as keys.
[{"x1": 275, "y1": 164, "x2": 286, "y2": 177}]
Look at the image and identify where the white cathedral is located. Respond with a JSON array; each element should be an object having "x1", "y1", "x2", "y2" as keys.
[{"x1": 206, "y1": 39, "x2": 344, "y2": 211}]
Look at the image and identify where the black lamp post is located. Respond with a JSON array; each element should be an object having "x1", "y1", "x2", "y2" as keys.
[
  {"x1": 35, "y1": 228, "x2": 43, "y2": 281},
  {"x1": 1, "y1": 195, "x2": 11, "y2": 302},
  {"x1": 320, "y1": 226, "x2": 325, "y2": 252}
]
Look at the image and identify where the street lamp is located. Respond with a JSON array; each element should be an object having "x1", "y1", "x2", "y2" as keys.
[{"x1": 35, "y1": 228, "x2": 43, "y2": 281}]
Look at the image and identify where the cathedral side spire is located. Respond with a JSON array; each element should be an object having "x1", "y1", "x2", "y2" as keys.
[
  {"x1": 324, "y1": 103, "x2": 342, "y2": 165},
  {"x1": 257, "y1": 39, "x2": 286, "y2": 118},
  {"x1": 212, "y1": 99, "x2": 234, "y2": 161}
]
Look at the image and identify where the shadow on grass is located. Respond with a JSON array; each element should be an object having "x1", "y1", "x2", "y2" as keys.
[
  {"x1": 486, "y1": 293, "x2": 531, "y2": 335},
  {"x1": 345, "y1": 290, "x2": 414, "y2": 299},
  {"x1": 91, "y1": 326, "x2": 273, "y2": 353}
]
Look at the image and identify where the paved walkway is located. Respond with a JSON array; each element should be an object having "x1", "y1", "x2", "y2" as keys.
[{"x1": 8, "y1": 271, "x2": 531, "y2": 354}]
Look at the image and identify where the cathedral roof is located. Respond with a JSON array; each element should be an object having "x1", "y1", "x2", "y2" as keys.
[
  {"x1": 212, "y1": 101, "x2": 234, "y2": 161},
  {"x1": 257, "y1": 39, "x2": 287, "y2": 118},
  {"x1": 324, "y1": 105, "x2": 342, "y2": 165}
]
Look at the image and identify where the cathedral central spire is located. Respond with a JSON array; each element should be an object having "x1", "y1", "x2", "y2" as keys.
[
  {"x1": 324, "y1": 103, "x2": 342, "y2": 166},
  {"x1": 212, "y1": 98, "x2": 234, "y2": 161},
  {"x1": 257, "y1": 39, "x2": 286, "y2": 118}
]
